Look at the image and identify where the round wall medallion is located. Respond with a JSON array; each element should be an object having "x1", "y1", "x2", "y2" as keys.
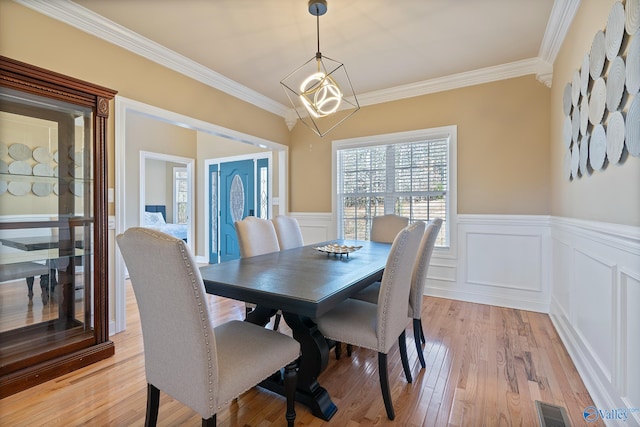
[
  {"x1": 589, "y1": 30, "x2": 606, "y2": 79},
  {"x1": 579, "y1": 133, "x2": 590, "y2": 176},
  {"x1": 606, "y1": 56, "x2": 626, "y2": 111},
  {"x1": 8, "y1": 181, "x2": 31, "y2": 196},
  {"x1": 626, "y1": 96, "x2": 640, "y2": 156},
  {"x1": 606, "y1": 2, "x2": 625, "y2": 60},
  {"x1": 8, "y1": 143, "x2": 31, "y2": 161},
  {"x1": 590, "y1": 124, "x2": 607, "y2": 170}
]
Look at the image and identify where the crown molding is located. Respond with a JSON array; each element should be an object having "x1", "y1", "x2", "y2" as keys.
[
  {"x1": 14, "y1": 0, "x2": 291, "y2": 118},
  {"x1": 16, "y1": 0, "x2": 577, "y2": 123}
]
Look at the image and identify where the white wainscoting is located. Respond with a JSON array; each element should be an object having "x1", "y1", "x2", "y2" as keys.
[
  {"x1": 290, "y1": 212, "x2": 640, "y2": 423},
  {"x1": 550, "y1": 217, "x2": 640, "y2": 426}
]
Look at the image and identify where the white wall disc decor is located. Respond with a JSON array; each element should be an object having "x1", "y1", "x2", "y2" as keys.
[
  {"x1": 32, "y1": 182, "x2": 53, "y2": 197},
  {"x1": 572, "y1": 107, "x2": 580, "y2": 143},
  {"x1": 571, "y1": 143, "x2": 580, "y2": 177},
  {"x1": 70, "y1": 180, "x2": 84, "y2": 197},
  {"x1": 590, "y1": 124, "x2": 607, "y2": 170},
  {"x1": 579, "y1": 133, "x2": 590, "y2": 176},
  {"x1": 8, "y1": 143, "x2": 31, "y2": 161},
  {"x1": 564, "y1": 150, "x2": 572, "y2": 180},
  {"x1": 627, "y1": 0, "x2": 639, "y2": 35},
  {"x1": 563, "y1": 83, "x2": 572, "y2": 115},
  {"x1": 563, "y1": 115, "x2": 573, "y2": 148},
  {"x1": 0, "y1": 159, "x2": 8, "y2": 174},
  {"x1": 33, "y1": 163, "x2": 54, "y2": 177},
  {"x1": 32, "y1": 146, "x2": 52, "y2": 163},
  {"x1": 590, "y1": 30, "x2": 606, "y2": 79},
  {"x1": 626, "y1": 95, "x2": 640, "y2": 156},
  {"x1": 589, "y1": 78, "x2": 607, "y2": 125},
  {"x1": 53, "y1": 151, "x2": 58, "y2": 164},
  {"x1": 606, "y1": 56, "x2": 626, "y2": 111},
  {"x1": 606, "y1": 111, "x2": 625, "y2": 164},
  {"x1": 8, "y1": 160, "x2": 32, "y2": 176},
  {"x1": 581, "y1": 54, "x2": 590, "y2": 96},
  {"x1": 8, "y1": 181, "x2": 30, "y2": 196},
  {"x1": 572, "y1": 70, "x2": 581, "y2": 107},
  {"x1": 580, "y1": 96, "x2": 589, "y2": 136},
  {"x1": 627, "y1": 35, "x2": 640, "y2": 95},
  {"x1": 606, "y1": 2, "x2": 625, "y2": 60}
]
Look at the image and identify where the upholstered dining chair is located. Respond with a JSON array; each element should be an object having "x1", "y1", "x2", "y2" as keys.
[
  {"x1": 335, "y1": 213, "x2": 409, "y2": 359},
  {"x1": 315, "y1": 221, "x2": 425, "y2": 420},
  {"x1": 117, "y1": 227, "x2": 299, "y2": 427},
  {"x1": 352, "y1": 218, "x2": 442, "y2": 368},
  {"x1": 370, "y1": 214, "x2": 409, "y2": 243},
  {"x1": 235, "y1": 216, "x2": 282, "y2": 329},
  {"x1": 271, "y1": 215, "x2": 304, "y2": 250}
]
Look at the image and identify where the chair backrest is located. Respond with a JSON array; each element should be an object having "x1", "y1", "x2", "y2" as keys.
[
  {"x1": 408, "y1": 218, "x2": 443, "y2": 319},
  {"x1": 370, "y1": 214, "x2": 409, "y2": 243},
  {"x1": 271, "y1": 215, "x2": 304, "y2": 250},
  {"x1": 116, "y1": 227, "x2": 218, "y2": 418},
  {"x1": 235, "y1": 216, "x2": 280, "y2": 257},
  {"x1": 375, "y1": 221, "x2": 425, "y2": 353}
]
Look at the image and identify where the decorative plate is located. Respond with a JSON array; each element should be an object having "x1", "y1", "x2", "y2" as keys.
[
  {"x1": 606, "y1": 2, "x2": 625, "y2": 60},
  {"x1": 590, "y1": 124, "x2": 607, "y2": 170},
  {"x1": 606, "y1": 56, "x2": 626, "y2": 112},
  {"x1": 580, "y1": 96, "x2": 589, "y2": 136},
  {"x1": 0, "y1": 142, "x2": 7, "y2": 159},
  {"x1": 627, "y1": 0, "x2": 639, "y2": 35},
  {"x1": 70, "y1": 150, "x2": 83, "y2": 166},
  {"x1": 571, "y1": 70, "x2": 581, "y2": 107},
  {"x1": 563, "y1": 83, "x2": 572, "y2": 115},
  {"x1": 33, "y1": 163, "x2": 54, "y2": 177},
  {"x1": 8, "y1": 143, "x2": 31, "y2": 161},
  {"x1": 53, "y1": 183, "x2": 59, "y2": 195},
  {"x1": 70, "y1": 180, "x2": 84, "y2": 197},
  {"x1": 571, "y1": 107, "x2": 580, "y2": 143},
  {"x1": 563, "y1": 115, "x2": 572, "y2": 148},
  {"x1": 589, "y1": 78, "x2": 606, "y2": 125},
  {"x1": 8, "y1": 160, "x2": 32, "y2": 176},
  {"x1": 626, "y1": 96, "x2": 640, "y2": 157},
  {"x1": 627, "y1": 35, "x2": 640, "y2": 95},
  {"x1": 579, "y1": 133, "x2": 590, "y2": 176},
  {"x1": 32, "y1": 146, "x2": 52, "y2": 163},
  {"x1": 563, "y1": 150, "x2": 572, "y2": 180},
  {"x1": 70, "y1": 165, "x2": 83, "y2": 178},
  {"x1": 606, "y1": 111, "x2": 625, "y2": 164},
  {"x1": 581, "y1": 54, "x2": 590, "y2": 96},
  {"x1": 314, "y1": 243, "x2": 363, "y2": 256},
  {"x1": 589, "y1": 30, "x2": 606, "y2": 79},
  {"x1": 571, "y1": 143, "x2": 580, "y2": 177},
  {"x1": 8, "y1": 181, "x2": 30, "y2": 196},
  {"x1": 53, "y1": 151, "x2": 58, "y2": 164},
  {"x1": 0, "y1": 159, "x2": 8, "y2": 174},
  {"x1": 32, "y1": 182, "x2": 53, "y2": 197},
  {"x1": 53, "y1": 166, "x2": 59, "y2": 177}
]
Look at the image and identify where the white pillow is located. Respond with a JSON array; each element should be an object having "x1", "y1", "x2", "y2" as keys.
[{"x1": 144, "y1": 211, "x2": 165, "y2": 225}]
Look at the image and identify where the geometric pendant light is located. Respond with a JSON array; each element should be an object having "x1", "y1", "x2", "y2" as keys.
[{"x1": 280, "y1": 0, "x2": 359, "y2": 137}]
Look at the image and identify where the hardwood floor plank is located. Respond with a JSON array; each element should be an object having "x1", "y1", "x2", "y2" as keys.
[{"x1": 0, "y1": 282, "x2": 603, "y2": 426}]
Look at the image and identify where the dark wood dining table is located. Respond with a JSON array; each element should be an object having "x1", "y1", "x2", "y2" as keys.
[{"x1": 199, "y1": 239, "x2": 391, "y2": 421}]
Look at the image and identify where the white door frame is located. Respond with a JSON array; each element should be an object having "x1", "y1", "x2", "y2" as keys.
[{"x1": 115, "y1": 96, "x2": 288, "y2": 334}]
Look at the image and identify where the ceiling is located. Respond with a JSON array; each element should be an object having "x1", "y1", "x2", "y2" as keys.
[{"x1": 24, "y1": 0, "x2": 574, "y2": 118}]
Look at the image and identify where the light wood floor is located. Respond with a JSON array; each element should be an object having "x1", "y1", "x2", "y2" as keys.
[{"x1": 0, "y1": 280, "x2": 601, "y2": 426}]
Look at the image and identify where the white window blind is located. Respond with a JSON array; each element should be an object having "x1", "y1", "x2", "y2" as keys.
[{"x1": 336, "y1": 138, "x2": 449, "y2": 246}]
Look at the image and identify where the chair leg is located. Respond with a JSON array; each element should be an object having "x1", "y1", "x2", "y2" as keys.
[
  {"x1": 284, "y1": 361, "x2": 298, "y2": 427},
  {"x1": 334, "y1": 341, "x2": 342, "y2": 359},
  {"x1": 202, "y1": 415, "x2": 216, "y2": 427},
  {"x1": 346, "y1": 344, "x2": 353, "y2": 356},
  {"x1": 398, "y1": 330, "x2": 413, "y2": 383},
  {"x1": 413, "y1": 318, "x2": 426, "y2": 368},
  {"x1": 419, "y1": 318, "x2": 426, "y2": 344},
  {"x1": 273, "y1": 313, "x2": 281, "y2": 330},
  {"x1": 145, "y1": 383, "x2": 160, "y2": 427},
  {"x1": 377, "y1": 353, "x2": 395, "y2": 420}
]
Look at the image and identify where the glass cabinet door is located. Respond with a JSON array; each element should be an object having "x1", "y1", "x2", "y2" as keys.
[{"x1": 0, "y1": 56, "x2": 116, "y2": 398}]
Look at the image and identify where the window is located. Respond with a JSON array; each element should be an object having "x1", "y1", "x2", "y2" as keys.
[{"x1": 333, "y1": 126, "x2": 456, "y2": 248}]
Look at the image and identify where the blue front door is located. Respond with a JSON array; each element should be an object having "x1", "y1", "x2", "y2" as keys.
[{"x1": 219, "y1": 160, "x2": 254, "y2": 262}]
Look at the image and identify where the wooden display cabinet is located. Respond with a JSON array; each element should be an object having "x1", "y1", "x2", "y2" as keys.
[{"x1": 0, "y1": 56, "x2": 116, "y2": 397}]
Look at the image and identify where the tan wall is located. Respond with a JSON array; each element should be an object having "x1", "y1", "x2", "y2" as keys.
[
  {"x1": 550, "y1": 0, "x2": 640, "y2": 226},
  {"x1": 289, "y1": 76, "x2": 551, "y2": 214},
  {"x1": 0, "y1": 1, "x2": 290, "y2": 215}
]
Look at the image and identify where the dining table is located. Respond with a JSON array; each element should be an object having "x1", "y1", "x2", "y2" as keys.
[{"x1": 199, "y1": 239, "x2": 391, "y2": 421}]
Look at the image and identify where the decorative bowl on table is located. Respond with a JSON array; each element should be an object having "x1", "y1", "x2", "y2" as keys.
[{"x1": 313, "y1": 243, "x2": 363, "y2": 257}]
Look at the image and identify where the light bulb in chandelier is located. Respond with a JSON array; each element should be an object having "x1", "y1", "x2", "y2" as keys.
[{"x1": 299, "y1": 71, "x2": 343, "y2": 118}]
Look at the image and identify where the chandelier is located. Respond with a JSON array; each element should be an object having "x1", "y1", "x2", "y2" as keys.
[{"x1": 280, "y1": 0, "x2": 359, "y2": 137}]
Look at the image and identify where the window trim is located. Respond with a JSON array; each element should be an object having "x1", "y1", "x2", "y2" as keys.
[{"x1": 332, "y1": 125, "x2": 457, "y2": 258}]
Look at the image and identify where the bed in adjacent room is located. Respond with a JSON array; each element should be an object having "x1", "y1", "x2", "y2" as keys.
[{"x1": 143, "y1": 205, "x2": 188, "y2": 241}]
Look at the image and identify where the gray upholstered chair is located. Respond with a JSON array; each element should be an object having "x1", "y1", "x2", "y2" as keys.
[
  {"x1": 117, "y1": 227, "x2": 299, "y2": 427},
  {"x1": 315, "y1": 221, "x2": 425, "y2": 420},
  {"x1": 335, "y1": 213, "x2": 409, "y2": 359},
  {"x1": 235, "y1": 216, "x2": 282, "y2": 328},
  {"x1": 271, "y1": 215, "x2": 304, "y2": 250},
  {"x1": 370, "y1": 214, "x2": 409, "y2": 243},
  {"x1": 352, "y1": 218, "x2": 442, "y2": 368}
]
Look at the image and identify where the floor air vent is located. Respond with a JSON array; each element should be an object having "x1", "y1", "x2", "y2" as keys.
[{"x1": 535, "y1": 401, "x2": 572, "y2": 427}]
